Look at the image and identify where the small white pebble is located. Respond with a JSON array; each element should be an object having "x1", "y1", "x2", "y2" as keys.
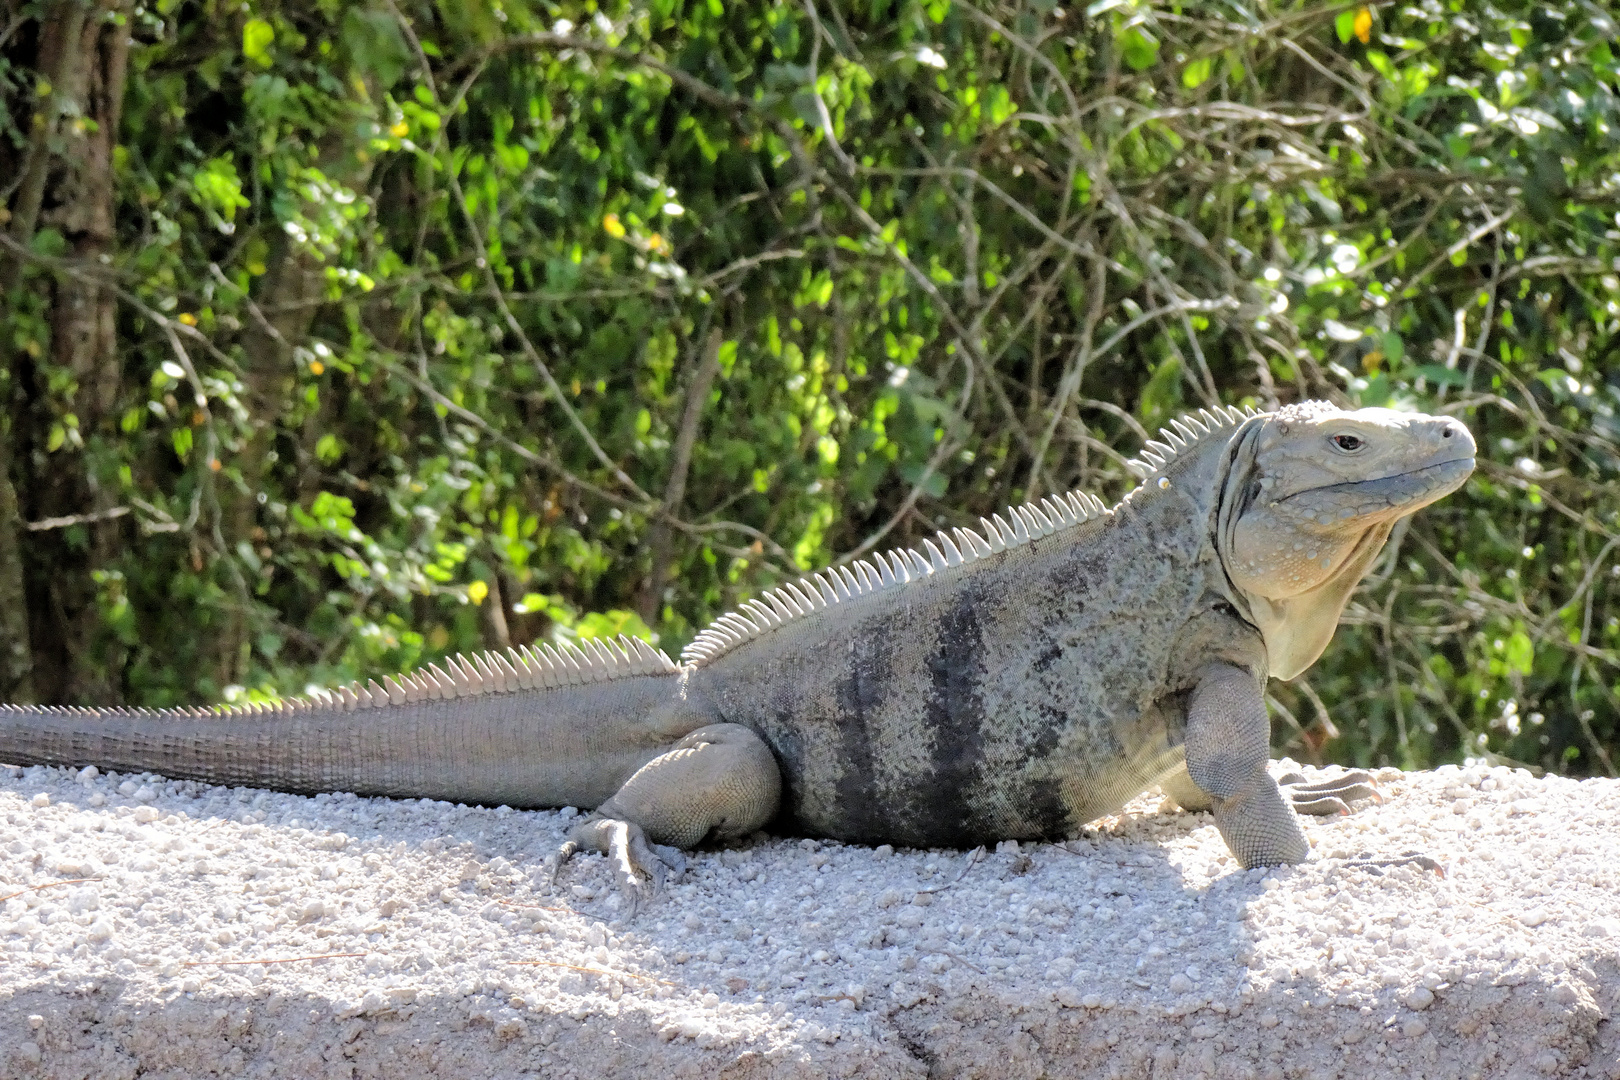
[
  {"x1": 27, "y1": 1014, "x2": 44, "y2": 1030},
  {"x1": 31, "y1": 793, "x2": 49, "y2": 808},
  {"x1": 133, "y1": 806, "x2": 159, "y2": 823},
  {"x1": 1402, "y1": 1019, "x2": 1428, "y2": 1038},
  {"x1": 1403, "y1": 987, "x2": 1434, "y2": 1011},
  {"x1": 1169, "y1": 973, "x2": 1194, "y2": 994}
]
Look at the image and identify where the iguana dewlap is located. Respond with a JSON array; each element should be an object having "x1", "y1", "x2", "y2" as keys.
[{"x1": 0, "y1": 402, "x2": 1475, "y2": 894}]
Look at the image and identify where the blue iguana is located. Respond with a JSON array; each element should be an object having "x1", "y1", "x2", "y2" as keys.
[{"x1": 0, "y1": 402, "x2": 1474, "y2": 898}]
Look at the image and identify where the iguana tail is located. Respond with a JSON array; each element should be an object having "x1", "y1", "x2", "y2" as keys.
[{"x1": 0, "y1": 638, "x2": 683, "y2": 809}]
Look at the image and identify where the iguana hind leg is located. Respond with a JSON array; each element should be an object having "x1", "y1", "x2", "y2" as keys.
[
  {"x1": 1183, "y1": 663, "x2": 1309, "y2": 868},
  {"x1": 551, "y1": 723, "x2": 781, "y2": 909}
]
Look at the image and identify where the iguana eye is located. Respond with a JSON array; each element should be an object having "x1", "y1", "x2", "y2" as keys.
[{"x1": 1331, "y1": 433, "x2": 1365, "y2": 453}]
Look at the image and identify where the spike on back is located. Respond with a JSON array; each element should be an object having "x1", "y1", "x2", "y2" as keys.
[
  {"x1": 187, "y1": 635, "x2": 676, "y2": 720},
  {"x1": 683, "y1": 404, "x2": 1259, "y2": 667},
  {"x1": 1124, "y1": 404, "x2": 1253, "y2": 478}
]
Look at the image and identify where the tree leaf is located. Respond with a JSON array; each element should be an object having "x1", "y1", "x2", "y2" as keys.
[
  {"x1": 242, "y1": 19, "x2": 274, "y2": 66},
  {"x1": 1411, "y1": 365, "x2": 1467, "y2": 387},
  {"x1": 1335, "y1": 10, "x2": 1356, "y2": 45},
  {"x1": 1119, "y1": 26, "x2": 1160, "y2": 71},
  {"x1": 1504, "y1": 631, "x2": 1533, "y2": 676}
]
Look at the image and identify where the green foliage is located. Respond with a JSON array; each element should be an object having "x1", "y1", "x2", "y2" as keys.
[{"x1": 3, "y1": 0, "x2": 1618, "y2": 777}]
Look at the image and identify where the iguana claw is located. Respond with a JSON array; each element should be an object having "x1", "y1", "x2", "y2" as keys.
[
  {"x1": 548, "y1": 816, "x2": 687, "y2": 916},
  {"x1": 1277, "y1": 768, "x2": 1380, "y2": 816}
]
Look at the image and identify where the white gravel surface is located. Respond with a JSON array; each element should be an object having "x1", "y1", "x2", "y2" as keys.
[{"x1": 2, "y1": 758, "x2": 1618, "y2": 1079}]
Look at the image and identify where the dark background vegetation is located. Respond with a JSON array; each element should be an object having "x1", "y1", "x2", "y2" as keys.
[{"x1": 2, "y1": 0, "x2": 1617, "y2": 775}]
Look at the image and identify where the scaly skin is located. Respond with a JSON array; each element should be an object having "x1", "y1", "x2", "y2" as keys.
[{"x1": 0, "y1": 402, "x2": 1475, "y2": 902}]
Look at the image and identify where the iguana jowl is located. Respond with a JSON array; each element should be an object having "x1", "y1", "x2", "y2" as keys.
[{"x1": 0, "y1": 402, "x2": 1475, "y2": 891}]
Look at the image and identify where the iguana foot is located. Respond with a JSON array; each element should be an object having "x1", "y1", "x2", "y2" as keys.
[
  {"x1": 1277, "y1": 768, "x2": 1380, "y2": 816},
  {"x1": 550, "y1": 817, "x2": 689, "y2": 915},
  {"x1": 548, "y1": 723, "x2": 779, "y2": 914}
]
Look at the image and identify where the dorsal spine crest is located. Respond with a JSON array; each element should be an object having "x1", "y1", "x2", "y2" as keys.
[
  {"x1": 85, "y1": 634, "x2": 682, "y2": 723},
  {"x1": 680, "y1": 404, "x2": 1256, "y2": 667}
]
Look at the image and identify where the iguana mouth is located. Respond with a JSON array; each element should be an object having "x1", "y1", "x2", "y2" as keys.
[
  {"x1": 1282, "y1": 455, "x2": 1474, "y2": 514},
  {"x1": 1276, "y1": 456, "x2": 1483, "y2": 524},
  {"x1": 1372, "y1": 454, "x2": 1476, "y2": 487}
]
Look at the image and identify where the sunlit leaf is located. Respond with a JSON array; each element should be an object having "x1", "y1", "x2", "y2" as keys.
[{"x1": 242, "y1": 19, "x2": 274, "y2": 65}]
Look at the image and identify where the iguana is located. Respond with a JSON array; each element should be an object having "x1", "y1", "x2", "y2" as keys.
[{"x1": 0, "y1": 401, "x2": 1474, "y2": 898}]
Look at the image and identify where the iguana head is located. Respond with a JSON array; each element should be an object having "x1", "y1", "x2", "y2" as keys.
[{"x1": 1219, "y1": 402, "x2": 1475, "y2": 679}]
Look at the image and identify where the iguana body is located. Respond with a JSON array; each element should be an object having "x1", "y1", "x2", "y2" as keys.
[{"x1": 0, "y1": 402, "x2": 1475, "y2": 888}]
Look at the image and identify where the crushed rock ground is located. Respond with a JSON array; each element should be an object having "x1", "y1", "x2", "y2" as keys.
[{"x1": 2, "y1": 759, "x2": 1618, "y2": 1079}]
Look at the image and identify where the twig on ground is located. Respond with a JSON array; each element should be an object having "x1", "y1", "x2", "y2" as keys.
[
  {"x1": 181, "y1": 952, "x2": 368, "y2": 968},
  {"x1": 0, "y1": 878, "x2": 104, "y2": 904}
]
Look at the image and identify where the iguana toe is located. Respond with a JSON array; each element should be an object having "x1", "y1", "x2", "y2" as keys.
[
  {"x1": 1339, "y1": 851, "x2": 1445, "y2": 877},
  {"x1": 547, "y1": 838, "x2": 581, "y2": 885},
  {"x1": 652, "y1": 842, "x2": 687, "y2": 878},
  {"x1": 553, "y1": 815, "x2": 680, "y2": 916},
  {"x1": 1278, "y1": 769, "x2": 1380, "y2": 816}
]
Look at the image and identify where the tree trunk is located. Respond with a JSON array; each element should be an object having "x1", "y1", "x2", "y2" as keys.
[
  {"x1": 9, "y1": 0, "x2": 131, "y2": 705},
  {"x1": 637, "y1": 327, "x2": 723, "y2": 624},
  {"x1": 0, "y1": 426, "x2": 34, "y2": 702}
]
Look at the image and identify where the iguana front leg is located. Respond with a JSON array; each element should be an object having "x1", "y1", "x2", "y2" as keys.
[
  {"x1": 552, "y1": 723, "x2": 781, "y2": 908},
  {"x1": 1180, "y1": 663, "x2": 1309, "y2": 868}
]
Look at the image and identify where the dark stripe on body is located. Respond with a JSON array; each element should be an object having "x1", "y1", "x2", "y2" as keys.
[
  {"x1": 914, "y1": 587, "x2": 991, "y2": 847},
  {"x1": 829, "y1": 632, "x2": 887, "y2": 841}
]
